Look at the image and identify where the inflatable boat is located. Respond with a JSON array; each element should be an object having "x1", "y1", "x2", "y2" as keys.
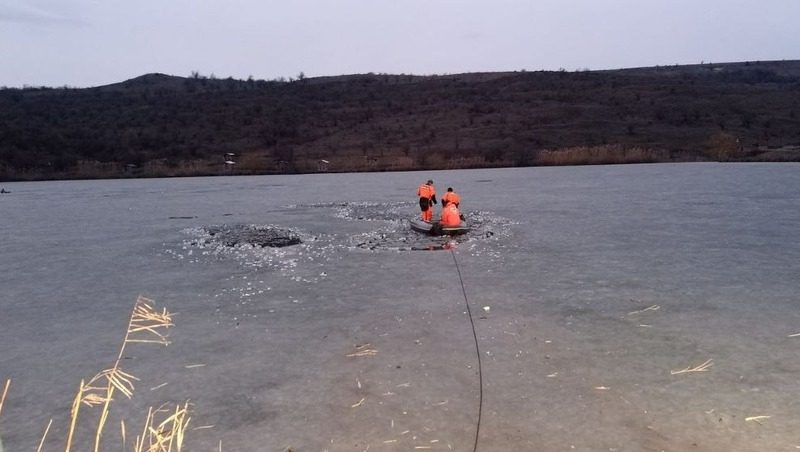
[{"x1": 409, "y1": 217, "x2": 470, "y2": 236}]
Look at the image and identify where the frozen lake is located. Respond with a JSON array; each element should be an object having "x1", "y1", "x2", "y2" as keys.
[{"x1": 1, "y1": 163, "x2": 799, "y2": 451}]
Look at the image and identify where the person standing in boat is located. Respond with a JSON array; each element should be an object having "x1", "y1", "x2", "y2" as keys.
[
  {"x1": 441, "y1": 187, "x2": 460, "y2": 208},
  {"x1": 417, "y1": 179, "x2": 437, "y2": 222}
]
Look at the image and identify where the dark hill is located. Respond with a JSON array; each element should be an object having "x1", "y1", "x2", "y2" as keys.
[{"x1": 1, "y1": 60, "x2": 799, "y2": 181}]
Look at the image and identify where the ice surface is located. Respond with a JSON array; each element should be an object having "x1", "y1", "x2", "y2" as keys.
[{"x1": 2, "y1": 164, "x2": 800, "y2": 450}]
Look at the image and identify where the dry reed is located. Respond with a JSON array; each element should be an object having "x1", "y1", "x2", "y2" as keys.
[
  {"x1": 670, "y1": 359, "x2": 714, "y2": 375},
  {"x1": 536, "y1": 145, "x2": 669, "y2": 166},
  {"x1": 745, "y1": 415, "x2": 771, "y2": 424},
  {"x1": 346, "y1": 344, "x2": 378, "y2": 357},
  {"x1": 37, "y1": 419, "x2": 53, "y2": 452},
  {"x1": 64, "y1": 295, "x2": 174, "y2": 452},
  {"x1": 2, "y1": 296, "x2": 197, "y2": 452},
  {"x1": 133, "y1": 402, "x2": 191, "y2": 452},
  {"x1": 0, "y1": 379, "x2": 8, "y2": 452},
  {"x1": 121, "y1": 419, "x2": 127, "y2": 451},
  {"x1": 0, "y1": 379, "x2": 9, "y2": 418},
  {"x1": 627, "y1": 305, "x2": 660, "y2": 315}
]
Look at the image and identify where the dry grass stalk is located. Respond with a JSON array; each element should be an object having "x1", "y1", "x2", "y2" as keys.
[
  {"x1": 36, "y1": 418, "x2": 52, "y2": 452},
  {"x1": 627, "y1": 305, "x2": 660, "y2": 316},
  {"x1": 788, "y1": 332, "x2": 800, "y2": 337},
  {"x1": 93, "y1": 296, "x2": 172, "y2": 452},
  {"x1": 127, "y1": 297, "x2": 174, "y2": 344},
  {"x1": 89, "y1": 368, "x2": 139, "y2": 399},
  {"x1": 61, "y1": 295, "x2": 173, "y2": 452},
  {"x1": 346, "y1": 344, "x2": 377, "y2": 357},
  {"x1": 0, "y1": 380, "x2": 6, "y2": 452},
  {"x1": 135, "y1": 407, "x2": 154, "y2": 452},
  {"x1": 671, "y1": 359, "x2": 713, "y2": 375},
  {"x1": 121, "y1": 419, "x2": 127, "y2": 451},
  {"x1": 745, "y1": 415, "x2": 771, "y2": 424},
  {"x1": 65, "y1": 380, "x2": 87, "y2": 452},
  {"x1": 0, "y1": 379, "x2": 9, "y2": 419},
  {"x1": 134, "y1": 402, "x2": 191, "y2": 452},
  {"x1": 347, "y1": 349, "x2": 377, "y2": 357}
]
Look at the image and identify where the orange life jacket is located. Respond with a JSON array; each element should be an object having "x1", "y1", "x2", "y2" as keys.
[
  {"x1": 440, "y1": 204, "x2": 461, "y2": 227},
  {"x1": 417, "y1": 183, "x2": 435, "y2": 199},
  {"x1": 442, "y1": 191, "x2": 460, "y2": 206}
]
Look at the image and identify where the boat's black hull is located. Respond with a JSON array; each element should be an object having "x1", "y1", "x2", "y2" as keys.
[{"x1": 409, "y1": 217, "x2": 470, "y2": 236}]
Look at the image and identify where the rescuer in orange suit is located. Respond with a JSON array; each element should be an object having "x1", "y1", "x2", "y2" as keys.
[
  {"x1": 417, "y1": 179, "x2": 437, "y2": 222},
  {"x1": 441, "y1": 187, "x2": 461, "y2": 208},
  {"x1": 440, "y1": 202, "x2": 462, "y2": 227}
]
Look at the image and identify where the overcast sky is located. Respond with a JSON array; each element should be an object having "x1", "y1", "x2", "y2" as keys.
[{"x1": 2, "y1": 0, "x2": 798, "y2": 88}]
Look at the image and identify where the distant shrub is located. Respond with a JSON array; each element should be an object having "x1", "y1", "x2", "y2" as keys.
[
  {"x1": 704, "y1": 131, "x2": 742, "y2": 161},
  {"x1": 536, "y1": 145, "x2": 668, "y2": 166}
]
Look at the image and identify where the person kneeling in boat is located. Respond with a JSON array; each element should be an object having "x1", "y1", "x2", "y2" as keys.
[
  {"x1": 440, "y1": 202, "x2": 463, "y2": 227},
  {"x1": 441, "y1": 187, "x2": 460, "y2": 208}
]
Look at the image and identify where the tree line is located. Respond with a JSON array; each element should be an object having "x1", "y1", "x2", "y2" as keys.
[{"x1": 1, "y1": 61, "x2": 799, "y2": 181}]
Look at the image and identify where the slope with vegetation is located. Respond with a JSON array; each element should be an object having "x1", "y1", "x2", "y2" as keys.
[{"x1": 1, "y1": 60, "x2": 799, "y2": 181}]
